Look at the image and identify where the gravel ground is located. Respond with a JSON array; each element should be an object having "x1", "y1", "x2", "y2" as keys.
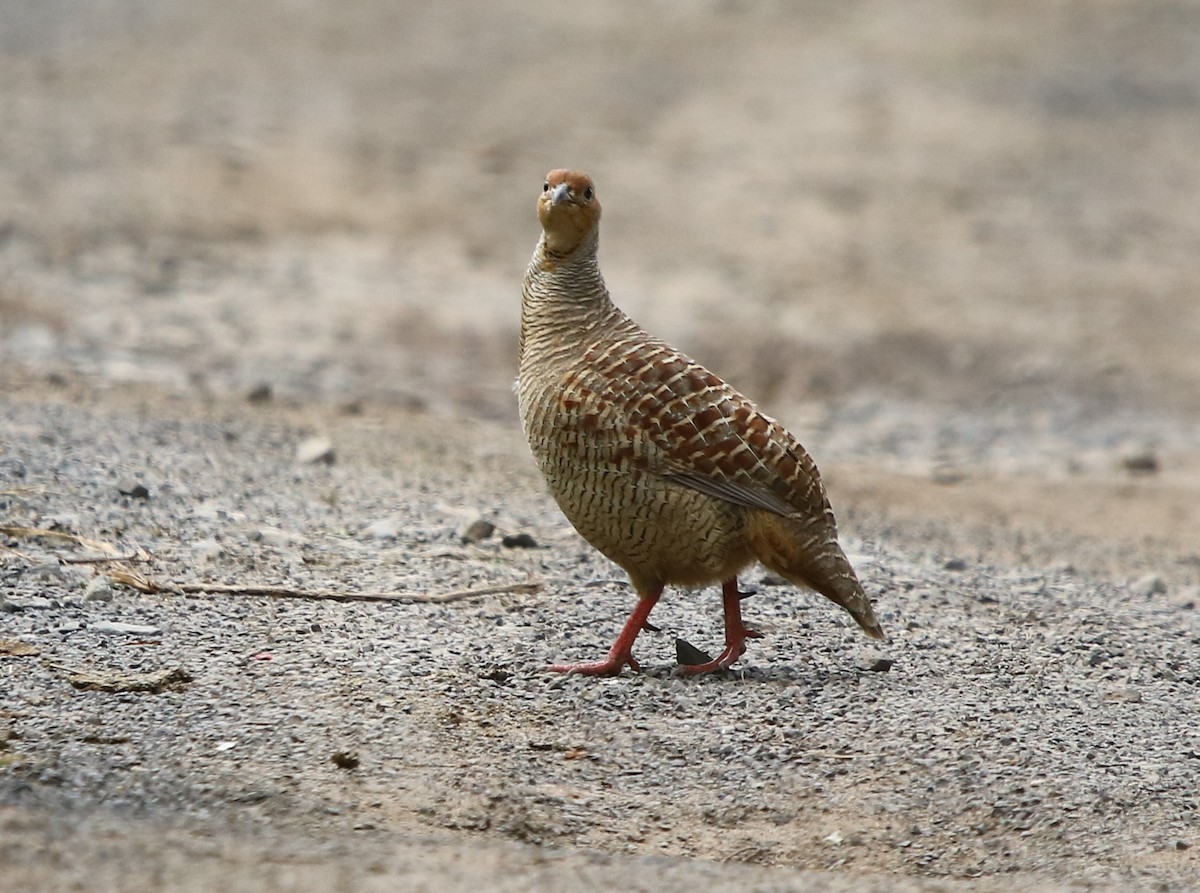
[
  {"x1": 2, "y1": 380, "x2": 1197, "y2": 891},
  {"x1": 3, "y1": 1, "x2": 1200, "y2": 890}
]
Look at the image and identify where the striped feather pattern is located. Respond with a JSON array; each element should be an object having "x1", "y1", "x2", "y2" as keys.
[{"x1": 518, "y1": 171, "x2": 883, "y2": 640}]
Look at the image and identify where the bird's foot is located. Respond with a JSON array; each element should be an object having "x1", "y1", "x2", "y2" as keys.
[
  {"x1": 547, "y1": 652, "x2": 639, "y2": 676},
  {"x1": 548, "y1": 590, "x2": 660, "y2": 676}
]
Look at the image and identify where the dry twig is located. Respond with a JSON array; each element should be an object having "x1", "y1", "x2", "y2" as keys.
[
  {"x1": 110, "y1": 571, "x2": 542, "y2": 604},
  {"x1": 1, "y1": 525, "x2": 540, "y2": 605},
  {"x1": 0, "y1": 525, "x2": 120, "y2": 555}
]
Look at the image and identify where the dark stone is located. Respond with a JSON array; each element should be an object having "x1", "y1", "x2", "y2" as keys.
[
  {"x1": 675, "y1": 637, "x2": 713, "y2": 667},
  {"x1": 246, "y1": 382, "x2": 273, "y2": 403},
  {"x1": 118, "y1": 480, "x2": 150, "y2": 499},
  {"x1": 461, "y1": 519, "x2": 496, "y2": 544},
  {"x1": 331, "y1": 751, "x2": 360, "y2": 770},
  {"x1": 501, "y1": 533, "x2": 538, "y2": 549},
  {"x1": 1122, "y1": 450, "x2": 1159, "y2": 474}
]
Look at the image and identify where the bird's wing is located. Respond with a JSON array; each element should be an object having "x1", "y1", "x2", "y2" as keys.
[
  {"x1": 657, "y1": 470, "x2": 798, "y2": 516},
  {"x1": 649, "y1": 389, "x2": 833, "y2": 522},
  {"x1": 562, "y1": 337, "x2": 832, "y2": 522}
]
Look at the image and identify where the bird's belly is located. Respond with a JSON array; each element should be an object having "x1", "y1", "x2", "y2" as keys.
[{"x1": 538, "y1": 459, "x2": 753, "y2": 591}]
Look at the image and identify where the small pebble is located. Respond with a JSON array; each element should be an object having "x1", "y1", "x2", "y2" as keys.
[
  {"x1": 501, "y1": 533, "x2": 538, "y2": 549},
  {"x1": 1168, "y1": 586, "x2": 1198, "y2": 610},
  {"x1": 331, "y1": 751, "x2": 360, "y2": 770},
  {"x1": 8, "y1": 597, "x2": 54, "y2": 611},
  {"x1": 461, "y1": 519, "x2": 496, "y2": 545},
  {"x1": 90, "y1": 620, "x2": 163, "y2": 637},
  {"x1": 1121, "y1": 448, "x2": 1159, "y2": 474},
  {"x1": 931, "y1": 466, "x2": 966, "y2": 485},
  {"x1": 1132, "y1": 574, "x2": 1166, "y2": 598},
  {"x1": 0, "y1": 640, "x2": 41, "y2": 657},
  {"x1": 943, "y1": 558, "x2": 968, "y2": 571},
  {"x1": 253, "y1": 526, "x2": 299, "y2": 547},
  {"x1": 365, "y1": 519, "x2": 399, "y2": 541},
  {"x1": 117, "y1": 480, "x2": 151, "y2": 499},
  {"x1": 84, "y1": 577, "x2": 115, "y2": 602},
  {"x1": 27, "y1": 563, "x2": 76, "y2": 583},
  {"x1": 191, "y1": 538, "x2": 224, "y2": 561},
  {"x1": 246, "y1": 382, "x2": 273, "y2": 403},
  {"x1": 296, "y1": 436, "x2": 336, "y2": 465},
  {"x1": 47, "y1": 513, "x2": 80, "y2": 531},
  {"x1": 1103, "y1": 687, "x2": 1142, "y2": 703}
]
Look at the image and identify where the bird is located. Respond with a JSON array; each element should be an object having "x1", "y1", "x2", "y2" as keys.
[{"x1": 518, "y1": 169, "x2": 885, "y2": 676}]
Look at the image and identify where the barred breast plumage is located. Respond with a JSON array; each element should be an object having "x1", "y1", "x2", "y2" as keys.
[{"x1": 518, "y1": 169, "x2": 885, "y2": 676}]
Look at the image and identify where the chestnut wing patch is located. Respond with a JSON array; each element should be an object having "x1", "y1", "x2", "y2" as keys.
[
  {"x1": 614, "y1": 357, "x2": 824, "y2": 518},
  {"x1": 565, "y1": 340, "x2": 829, "y2": 520}
]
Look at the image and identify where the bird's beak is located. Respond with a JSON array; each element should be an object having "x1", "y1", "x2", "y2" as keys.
[{"x1": 550, "y1": 182, "x2": 571, "y2": 206}]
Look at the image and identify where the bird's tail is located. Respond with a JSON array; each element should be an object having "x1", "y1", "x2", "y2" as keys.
[{"x1": 746, "y1": 513, "x2": 886, "y2": 641}]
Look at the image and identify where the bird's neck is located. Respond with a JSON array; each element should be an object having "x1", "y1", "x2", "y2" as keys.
[{"x1": 520, "y1": 236, "x2": 622, "y2": 367}]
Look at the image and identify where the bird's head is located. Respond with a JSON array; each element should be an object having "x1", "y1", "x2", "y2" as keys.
[{"x1": 537, "y1": 169, "x2": 601, "y2": 258}]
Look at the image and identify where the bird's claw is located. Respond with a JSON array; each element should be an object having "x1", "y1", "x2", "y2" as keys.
[{"x1": 547, "y1": 653, "x2": 640, "y2": 676}]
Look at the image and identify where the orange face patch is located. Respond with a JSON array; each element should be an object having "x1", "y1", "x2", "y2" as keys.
[
  {"x1": 545, "y1": 169, "x2": 595, "y2": 197},
  {"x1": 536, "y1": 172, "x2": 604, "y2": 256}
]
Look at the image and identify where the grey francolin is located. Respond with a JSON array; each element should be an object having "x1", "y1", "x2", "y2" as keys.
[{"x1": 518, "y1": 169, "x2": 884, "y2": 676}]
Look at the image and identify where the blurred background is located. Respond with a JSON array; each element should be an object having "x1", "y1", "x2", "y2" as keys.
[{"x1": 2, "y1": 0, "x2": 1198, "y2": 472}]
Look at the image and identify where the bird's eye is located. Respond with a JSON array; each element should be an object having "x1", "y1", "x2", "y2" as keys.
[
  {"x1": 543, "y1": 181, "x2": 550, "y2": 193},
  {"x1": 583, "y1": 187, "x2": 594, "y2": 200}
]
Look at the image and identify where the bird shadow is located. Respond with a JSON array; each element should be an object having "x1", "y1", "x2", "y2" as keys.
[{"x1": 638, "y1": 661, "x2": 889, "y2": 686}]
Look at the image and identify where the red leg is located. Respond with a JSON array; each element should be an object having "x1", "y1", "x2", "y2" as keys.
[
  {"x1": 678, "y1": 578, "x2": 762, "y2": 674},
  {"x1": 548, "y1": 588, "x2": 662, "y2": 676}
]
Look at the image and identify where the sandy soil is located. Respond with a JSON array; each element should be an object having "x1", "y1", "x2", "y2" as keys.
[{"x1": 2, "y1": 1, "x2": 1199, "y2": 890}]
